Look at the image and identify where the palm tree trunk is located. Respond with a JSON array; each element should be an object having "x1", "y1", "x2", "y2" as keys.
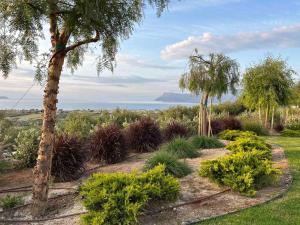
[{"x1": 31, "y1": 53, "x2": 65, "y2": 217}]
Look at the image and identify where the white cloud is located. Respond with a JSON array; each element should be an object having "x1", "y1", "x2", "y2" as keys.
[{"x1": 161, "y1": 23, "x2": 300, "y2": 60}]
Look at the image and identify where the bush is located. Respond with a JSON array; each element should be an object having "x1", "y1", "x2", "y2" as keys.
[
  {"x1": 211, "y1": 117, "x2": 242, "y2": 135},
  {"x1": 0, "y1": 119, "x2": 21, "y2": 152},
  {"x1": 126, "y1": 117, "x2": 162, "y2": 152},
  {"x1": 162, "y1": 138, "x2": 199, "y2": 159},
  {"x1": 218, "y1": 130, "x2": 257, "y2": 141},
  {"x1": 163, "y1": 121, "x2": 188, "y2": 141},
  {"x1": 199, "y1": 150, "x2": 278, "y2": 196},
  {"x1": 90, "y1": 124, "x2": 127, "y2": 164},
  {"x1": 212, "y1": 101, "x2": 246, "y2": 116},
  {"x1": 80, "y1": 165, "x2": 179, "y2": 225},
  {"x1": 13, "y1": 127, "x2": 40, "y2": 168},
  {"x1": 57, "y1": 112, "x2": 95, "y2": 139},
  {"x1": 144, "y1": 151, "x2": 192, "y2": 178},
  {"x1": 274, "y1": 123, "x2": 284, "y2": 133},
  {"x1": 0, "y1": 195, "x2": 24, "y2": 210},
  {"x1": 225, "y1": 137, "x2": 271, "y2": 159},
  {"x1": 51, "y1": 134, "x2": 85, "y2": 182},
  {"x1": 281, "y1": 129, "x2": 300, "y2": 137},
  {"x1": 189, "y1": 136, "x2": 224, "y2": 149},
  {"x1": 285, "y1": 122, "x2": 300, "y2": 131},
  {"x1": 242, "y1": 121, "x2": 267, "y2": 135}
]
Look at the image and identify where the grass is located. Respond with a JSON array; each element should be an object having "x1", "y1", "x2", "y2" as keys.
[{"x1": 197, "y1": 136, "x2": 300, "y2": 225}]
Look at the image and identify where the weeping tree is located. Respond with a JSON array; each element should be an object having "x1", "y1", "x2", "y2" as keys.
[
  {"x1": 179, "y1": 50, "x2": 240, "y2": 136},
  {"x1": 0, "y1": 0, "x2": 170, "y2": 217},
  {"x1": 242, "y1": 56, "x2": 294, "y2": 129}
]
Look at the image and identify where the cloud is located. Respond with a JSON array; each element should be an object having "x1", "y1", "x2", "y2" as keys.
[{"x1": 161, "y1": 23, "x2": 300, "y2": 60}]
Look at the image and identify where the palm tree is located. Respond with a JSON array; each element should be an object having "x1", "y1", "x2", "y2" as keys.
[{"x1": 179, "y1": 50, "x2": 240, "y2": 136}]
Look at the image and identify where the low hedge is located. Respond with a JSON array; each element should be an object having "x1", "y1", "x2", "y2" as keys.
[
  {"x1": 80, "y1": 165, "x2": 179, "y2": 225},
  {"x1": 189, "y1": 136, "x2": 224, "y2": 149},
  {"x1": 218, "y1": 130, "x2": 257, "y2": 141}
]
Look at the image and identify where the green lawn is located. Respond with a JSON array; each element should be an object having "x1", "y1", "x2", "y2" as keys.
[{"x1": 197, "y1": 136, "x2": 300, "y2": 225}]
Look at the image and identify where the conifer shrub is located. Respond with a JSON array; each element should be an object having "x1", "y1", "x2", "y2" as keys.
[
  {"x1": 199, "y1": 150, "x2": 278, "y2": 196},
  {"x1": 225, "y1": 137, "x2": 272, "y2": 159},
  {"x1": 218, "y1": 130, "x2": 257, "y2": 141},
  {"x1": 80, "y1": 165, "x2": 179, "y2": 225},
  {"x1": 144, "y1": 151, "x2": 192, "y2": 178},
  {"x1": 14, "y1": 127, "x2": 40, "y2": 168},
  {"x1": 162, "y1": 138, "x2": 199, "y2": 158},
  {"x1": 90, "y1": 124, "x2": 127, "y2": 164},
  {"x1": 126, "y1": 117, "x2": 162, "y2": 152},
  {"x1": 51, "y1": 134, "x2": 85, "y2": 182},
  {"x1": 163, "y1": 121, "x2": 189, "y2": 141},
  {"x1": 189, "y1": 136, "x2": 224, "y2": 149}
]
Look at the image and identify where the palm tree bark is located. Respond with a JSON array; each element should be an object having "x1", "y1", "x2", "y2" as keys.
[{"x1": 31, "y1": 53, "x2": 65, "y2": 217}]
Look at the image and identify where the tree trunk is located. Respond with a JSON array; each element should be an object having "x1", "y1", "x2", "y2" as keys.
[
  {"x1": 208, "y1": 98, "x2": 212, "y2": 137},
  {"x1": 202, "y1": 92, "x2": 209, "y2": 136},
  {"x1": 271, "y1": 106, "x2": 275, "y2": 131},
  {"x1": 264, "y1": 105, "x2": 269, "y2": 129},
  {"x1": 31, "y1": 54, "x2": 65, "y2": 217},
  {"x1": 198, "y1": 97, "x2": 203, "y2": 136},
  {"x1": 258, "y1": 106, "x2": 262, "y2": 124}
]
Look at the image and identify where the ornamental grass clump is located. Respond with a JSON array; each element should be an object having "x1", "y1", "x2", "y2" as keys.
[
  {"x1": 51, "y1": 134, "x2": 86, "y2": 182},
  {"x1": 126, "y1": 117, "x2": 162, "y2": 152},
  {"x1": 162, "y1": 138, "x2": 199, "y2": 159},
  {"x1": 218, "y1": 129, "x2": 258, "y2": 141},
  {"x1": 199, "y1": 150, "x2": 278, "y2": 196},
  {"x1": 189, "y1": 135, "x2": 224, "y2": 149},
  {"x1": 90, "y1": 124, "x2": 127, "y2": 164},
  {"x1": 80, "y1": 165, "x2": 179, "y2": 225},
  {"x1": 144, "y1": 151, "x2": 192, "y2": 178}
]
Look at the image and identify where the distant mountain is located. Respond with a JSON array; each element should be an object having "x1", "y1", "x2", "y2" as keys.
[
  {"x1": 155, "y1": 92, "x2": 238, "y2": 103},
  {"x1": 0, "y1": 96, "x2": 8, "y2": 99}
]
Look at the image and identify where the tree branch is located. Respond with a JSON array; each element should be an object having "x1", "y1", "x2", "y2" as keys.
[{"x1": 64, "y1": 31, "x2": 100, "y2": 53}]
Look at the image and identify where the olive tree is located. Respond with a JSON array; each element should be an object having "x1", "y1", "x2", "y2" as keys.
[
  {"x1": 179, "y1": 50, "x2": 240, "y2": 136},
  {"x1": 0, "y1": 0, "x2": 170, "y2": 216}
]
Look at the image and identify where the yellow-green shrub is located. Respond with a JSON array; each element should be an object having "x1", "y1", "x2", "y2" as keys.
[
  {"x1": 80, "y1": 165, "x2": 179, "y2": 225},
  {"x1": 218, "y1": 129, "x2": 257, "y2": 141},
  {"x1": 199, "y1": 150, "x2": 278, "y2": 196}
]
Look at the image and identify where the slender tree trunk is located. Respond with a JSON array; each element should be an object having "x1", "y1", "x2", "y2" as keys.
[
  {"x1": 202, "y1": 92, "x2": 209, "y2": 136},
  {"x1": 208, "y1": 98, "x2": 212, "y2": 137},
  {"x1": 198, "y1": 97, "x2": 203, "y2": 136},
  {"x1": 285, "y1": 108, "x2": 289, "y2": 125},
  {"x1": 31, "y1": 54, "x2": 65, "y2": 217},
  {"x1": 264, "y1": 105, "x2": 269, "y2": 128},
  {"x1": 271, "y1": 106, "x2": 275, "y2": 131},
  {"x1": 258, "y1": 105, "x2": 262, "y2": 124}
]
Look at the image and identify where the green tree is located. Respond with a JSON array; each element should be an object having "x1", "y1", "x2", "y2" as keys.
[
  {"x1": 242, "y1": 56, "x2": 295, "y2": 129},
  {"x1": 0, "y1": 0, "x2": 169, "y2": 216},
  {"x1": 290, "y1": 81, "x2": 300, "y2": 107},
  {"x1": 179, "y1": 50, "x2": 240, "y2": 136}
]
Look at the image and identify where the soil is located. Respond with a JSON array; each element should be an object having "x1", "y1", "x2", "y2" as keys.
[{"x1": 0, "y1": 142, "x2": 292, "y2": 225}]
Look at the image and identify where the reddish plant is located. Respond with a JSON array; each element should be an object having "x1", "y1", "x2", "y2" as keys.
[
  {"x1": 163, "y1": 121, "x2": 188, "y2": 141},
  {"x1": 211, "y1": 117, "x2": 241, "y2": 135}
]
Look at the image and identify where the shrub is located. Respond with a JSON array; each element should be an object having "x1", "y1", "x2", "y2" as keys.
[
  {"x1": 126, "y1": 117, "x2": 162, "y2": 152},
  {"x1": 225, "y1": 137, "x2": 271, "y2": 159},
  {"x1": 274, "y1": 123, "x2": 284, "y2": 133},
  {"x1": 199, "y1": 150, "x2": 278, "y2": 196},
  {"x1": 13, "y1": 127, "x2": 40, "y2": 168},
  {"x1": 144, "y1": 151, "x2": 192, "y2": 178},
  {"x1": 0, "y1": 119, "x2": 21, "y2": 152},
  {"x1": 281, "y1": 129, "x2": 300, "y2": 137},
  {"x1": 162, "y1": 138, "x2": 199, "y2": 159},
  {"x1": 57, "y1": 112, "x2": 95, "y2": 139},
  {"x1": 80, "y1": 165, "x2": 179, "y2": 225},
  {"x1": 189, "y1": 136, "x2": 224, "y2": 149},
  {"x1": 212, "y1": 101, "x2": 246, "y2": 116},
  {"x1": 218, "y1": 130, "x2": 257, "y2": 141},
  {"x1": 90, "y1": 124, "x2": 127, "y2": 164},
  {"x1": 163, "y1": 121, "x2": 188, "y2": 141},
  {"x1": 51, "y1": 134, "x2": 85, "y2": 182},
  {"x1": 242, "y1": 121, "x2": 267, "y2": 135},
  {"x1": 0, "y1": 195, "x2": 24, "y2": 210},
  {"x1": 285, "y1": 122, "x2": 300, "y2": 131},
  {"x1": 211, "y1": 117, "x2": 242, "y2": 135}
]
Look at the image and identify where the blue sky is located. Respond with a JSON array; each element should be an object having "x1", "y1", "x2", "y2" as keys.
[{"x1": 1, "y1": 0, "x2": 300, "y2": 105}]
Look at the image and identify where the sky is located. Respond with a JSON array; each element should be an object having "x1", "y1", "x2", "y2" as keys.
[{"x1": 1, "y1": 0, "x2": 300, "y2": 106}]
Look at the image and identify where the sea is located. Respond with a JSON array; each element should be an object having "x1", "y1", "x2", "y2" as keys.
[{"x1": 0, "y1": 99, "x2": 197, "y2": 110}]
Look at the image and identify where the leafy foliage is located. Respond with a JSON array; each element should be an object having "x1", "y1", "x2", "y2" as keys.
[
  {"x1": 242, "y1": 121, "x2": 268, "y2": 135},
  {"x1": 163, "y1": 121, "x2": 189, "y2": 141},
  {"x1": 212, "y1": 100, "x2": 246, "y2": 116},
  {"x1": 80, "y1": 165, "x2": 179, "y2": 225},
  {"x1": 144, "y1": 151, "x2": 192, "y2": 178},
  {"x1": 189, "y1": 135, "x2": 224, "y2": 149},
  {"x1": 0, "y1": 195, "x2": 24, "y2": 210},
  {"x1": 13, "y1": 127, "x2": 40, "y2": 168},
  {"x1": 218, "y1": 130, "x2": 257, "y2": 141},
  {"x1": 211, "y1": 117, "x2": 242, "y2": 135},
  {"x1": 199, "y1": 150, "x2": 278, "y2": 196},
  {"x1": 285, "y1": 122, "x2": 300, "y2": 131},
  {"x1": 126, "y1": 117, "x2": 162, "y2": 152},
  {"x1": 90, "y1": 124, "x2": 127, "y2": 164},
  {"x1": 51, "y1": 134, "x2": 85, "y2": 182},
  {"x1": 57, "y1": 112, "x2": 96, "y2": 139},
  {"x1": 162, "y1": 138, "x2": 199, "y2": 159}
]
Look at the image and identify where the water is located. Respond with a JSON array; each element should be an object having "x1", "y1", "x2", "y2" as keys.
[{"x1": 0, "y1": 99, "x2": 197, "y2": 110}]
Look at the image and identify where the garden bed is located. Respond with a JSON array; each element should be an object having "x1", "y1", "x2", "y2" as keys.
[{"x1": 0, "y1": 144, "x2": 292, "y2": 225}]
